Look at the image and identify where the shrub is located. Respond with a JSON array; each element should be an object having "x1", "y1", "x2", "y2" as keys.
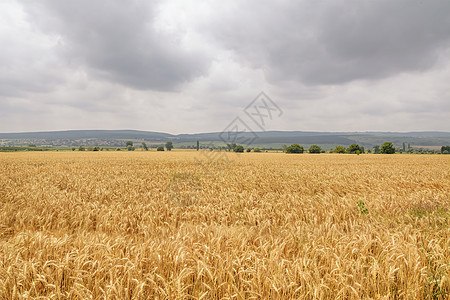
[
  {"x1": 253, "y1": 147, "x2": 261, "y2": 152},
  {"x1": 308, "y1": 145, "x2": 322, "y2": 153},
  {"x1": 286, "y1": 144, "x2": 304, "y2": 153},
  {"x1": 157, "y1": 146, "x2": 164, "y2": 151},
  {"x1": 333, "y1": 145, "x2": 346, "y2": 153},
  {"x1": 233, "y1": 145, "x2": 244, "y2": 153}
]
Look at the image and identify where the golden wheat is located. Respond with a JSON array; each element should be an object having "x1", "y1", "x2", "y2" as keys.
[{"x1": 0, "y1": 151, "x2": 448, "y2": 299}]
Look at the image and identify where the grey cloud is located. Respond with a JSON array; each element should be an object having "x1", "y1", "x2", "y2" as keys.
[
  {"x1": 21, "y1": 0, "x2": 210, "y2": 91},
  {"x1": 0, "y1": 7, "x2": 64, "y2": 97},
  {"x1": 1, "y1": 0, "x2": 448, "y2": 133},
  {"x1": 205, "y1": 0, "x2": 450, "y2": 85},
  {"x1": 0, "y1": 49, "x2": 64, "y2": 97}
]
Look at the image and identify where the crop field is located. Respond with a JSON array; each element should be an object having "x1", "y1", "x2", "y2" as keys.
[{"x1": 0, "y1": 152, "x2": 449, "y2": 299}]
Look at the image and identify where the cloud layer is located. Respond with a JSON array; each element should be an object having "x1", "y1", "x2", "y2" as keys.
[
  {"x1": 204, "y1": 0, "x2": 450, "y2": 84},
  {"x1": 1, "y1": 0, "x2": 449, "y2": 133},
  {"x1": 21, "y1": 0, "x2": 210, "y2": 91}
]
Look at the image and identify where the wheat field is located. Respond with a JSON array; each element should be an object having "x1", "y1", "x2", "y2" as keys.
[{"x1": 0, "y1": 151, "x2": 448, "y2": 299}]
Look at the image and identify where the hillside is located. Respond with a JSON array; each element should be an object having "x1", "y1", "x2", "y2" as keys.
[{"x1": 0, "y1": 130, "x2": 449, "y2": 149}]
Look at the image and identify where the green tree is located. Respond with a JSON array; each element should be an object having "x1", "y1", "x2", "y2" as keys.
[
  {"x1": 227, "y1": 143, "x2": 237, "y2": 152},
  {"x1": 93, "y1": 146, "x2": 100, "y2": 151},
  {"x1": 165, "y1": 141, "x2": 174, "y2": 151},
  {"x1": 79, "y1": 146, "x2": 85, "y2": 151},
  {"x1": 233, "y1": 145, "x2": 244, "y2": 152},
  {"x1": 253, "y1": 147, "x2": 261, "y2": 152},
  {"x1": 142, "y1": 142, "x2": 148, "y2": 151},
  {"x1": 381, "y1": 142, "x2": 395, "y2": 154},
  {"x1": 127, "y1": 145, "x2": 135, "y2": 151},
  {"x1": 157, "y1": 146, "x2": 164, "y2": 151},
  {"x1": 246, "y1": 148, "x2": 252, "y2": 152},
  {"x1": 333, "y1": 145, "x2": 346, "y2": 153},
  {"x1": 285, "y1": 144, "x2": 304, "y2": 154},
  {"x1": 373, "y1": 145, "x2": 380, "y2": 154},
  {"x1": 126, "y1": 141, "x2": 133, "y2": 147},
  {"x1": 308, "y1": 144, "x2": 322, "y2": 153},
  {"x1": 347, "y1": 144, "x2": 362, "y2": 154},
  {"x1": 441, "y1": 146, "x2": 450, "y2": 154},
  {"x1": 196, "y1": 140, "x2": 199, "y2": 151}
]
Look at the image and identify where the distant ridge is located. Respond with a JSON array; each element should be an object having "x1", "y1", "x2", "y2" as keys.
[
  {"x1": 0, "y1": 130, "x2": 174, "y2": 140},
  {"x1": 1, "y1": 130, "x2": 449, "y2": 147},
  {"x1": 1, "y1": 129, "x2": 450, "y2": 138}
]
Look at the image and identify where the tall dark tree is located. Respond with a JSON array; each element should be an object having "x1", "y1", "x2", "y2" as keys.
[
  {"x1": 142, "y1": 142, "x2": 148, "y2": 151},
  {"x1": 196, "y1": 140, "x2": 199, "y2": 151},
  {"x1": 126, "y1": 141, "x2": 133, "y2": 147},
  {"x1": 165, "y1": 141, "x2": 174, "y2": 151},
  {"x1": 373, "y1": 145, "x2": 380, "y2": 154}
]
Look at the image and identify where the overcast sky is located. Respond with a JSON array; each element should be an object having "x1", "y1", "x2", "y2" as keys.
[{"x1": 1, "y1": 0, "x2": 449, "y2": 133}]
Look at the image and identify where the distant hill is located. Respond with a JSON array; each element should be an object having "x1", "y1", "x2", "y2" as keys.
[
  {"x1": 1, "y1": 130, "x2": 449, "y2": 149},
  {"x1": 0, "y1": 130, "x2": 174, "y2": 140}
]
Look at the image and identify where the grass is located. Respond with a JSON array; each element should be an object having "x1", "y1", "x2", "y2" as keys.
[{"x1": 0, "y1": 152, "x2": 449, "y2": 299}]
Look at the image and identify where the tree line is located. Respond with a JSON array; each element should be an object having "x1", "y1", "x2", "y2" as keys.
[
  {"x1": 28, "y1": 141, "x2": 449, "y2": 154},
  {"x1": 284, "y1": 142, "x2": 396, "y2": 154}
]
